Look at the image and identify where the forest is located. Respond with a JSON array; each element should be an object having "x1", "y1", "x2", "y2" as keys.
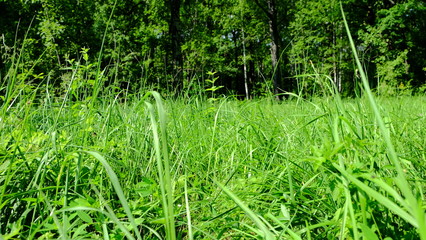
[
  {"x1": 1, "y1": 0, "x2": 426, "y2": 239},
  {"x1": 1, "y1": 0, "x2": 425, "y2": 99}
]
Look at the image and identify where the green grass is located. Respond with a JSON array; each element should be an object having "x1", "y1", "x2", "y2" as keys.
[
  {"x1": 1, "y1": 89, "x2": 425, "y2": 239},
  {"x1": 0, "y1": 7, "x2": 424, "y2": 239}
]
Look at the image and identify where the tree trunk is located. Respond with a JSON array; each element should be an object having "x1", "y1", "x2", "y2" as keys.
[
  {"x1": 267, "y1": 0, "x2": 282, "y2": 98},
  {"x1": 168, "y1": 0, "x2": 183, "y2": 92},
  {"x1": 253, "y1": 0, "x2": 284, "y2": 98},
  {"x1": 242, "y1": 28, "x2": 250, "y2": 99}
]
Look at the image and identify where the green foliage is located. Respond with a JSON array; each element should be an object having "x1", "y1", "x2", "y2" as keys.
[
  {"x1": 1, "y1": 0, "x2": 425, "y2": 96},
  {"x1": 1, "y1": 0, "x2": 425, "y2": 235},
  {"x1": 358, "y1": 0, "x2": 426, "y2": 95},
  {"x1": 289, "y1": 0, "x2": 363, "y2": 97},
  {"x1": 342, "y1": 4, "x2": 426, "y2": 237},
  {"x1": 58, "y1": 48, "x2": 99, "y2": 102},
  {"x1": 205, "y1": 71, "x2": 224, "y2": 101},
  {"x1": 1, "y1": 80, "x2": 425, "y2": 238}
]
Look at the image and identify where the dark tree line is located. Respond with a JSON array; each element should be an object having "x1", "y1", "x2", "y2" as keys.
[{"x1": 1, "y1": 0, "x2": 425, "y2": 99}]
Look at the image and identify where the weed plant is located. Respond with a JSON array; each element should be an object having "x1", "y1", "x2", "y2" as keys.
[{"x1": 1, "y1": 7, "x2": 426, "y2": 240}]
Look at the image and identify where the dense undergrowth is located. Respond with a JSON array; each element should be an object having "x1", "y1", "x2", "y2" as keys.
[
  {"x1": 0, "y1": 90, "x2": 425, "y2": 239},
  {"x1": 1, "y1": 6, "x2": 425, "y2": 240}
]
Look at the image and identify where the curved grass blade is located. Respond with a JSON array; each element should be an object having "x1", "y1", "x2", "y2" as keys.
[
  {"x1": 83, "y1": 151, "x2": 142, "y2": 240},
  {"x1": 340, "y1": 4, "x2": 425, "y2": 239},
  {"x1": 213, "y1": 179, "x2": 275, "y2": 240},
  {"x1": 145, "y1": 91, "x2": 176, "y2": 240},
  {"x1": 58, "y1": 206, "x2": 135, "y2": 240},
  {"x1": 333, "y1": 163, "x2": 417, "y2": 227}
]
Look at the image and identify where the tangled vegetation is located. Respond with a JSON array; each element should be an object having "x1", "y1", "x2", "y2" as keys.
[{"x1": 1, "y1": 2, "x2": 425, "y2": 239}]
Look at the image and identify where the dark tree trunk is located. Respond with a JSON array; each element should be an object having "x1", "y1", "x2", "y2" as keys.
[
  {"x1": 253, "y1": 0, "x2": 285, "y2": 99},
  {"x1": 268, "y1": 0, "x2": 282, "y2": 97},
  {"x1": 168, "y1": 0, "x2": 183, "y2": 93}
]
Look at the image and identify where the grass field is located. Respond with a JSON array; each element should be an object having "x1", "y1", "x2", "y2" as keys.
[
  {"x1": 1, "y1": 10, "x2": 425, "y2": 239},
  {"x1": 1, "y1": 92, "x2": 425, "y2": 239}
]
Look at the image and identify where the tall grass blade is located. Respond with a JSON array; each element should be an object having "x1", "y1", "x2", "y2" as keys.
[
  {"x1": 145, "y1": 91, "x2": 176, "y2": 240},
  {"x1": 266, "y1": 213, "x2": 302, "y2": 240},
  {"x1": 214, "y1": 179, "x2": 275, "y2": 240},
  {"x1": 333, "y1": 163, "x2": 417, "y2": 226},
  {"x1": 184, "y1": 173, "x2": 194, "y2": 240},
  {"x1": 90, "y1": 0, "x2": 117, "y2": 107},
  {"x1": 83, "y1": 151, "x2": 142, "y2": 240},
  {"x1": 39, "y1": 189, "x2": 69, "y2": 240},
  {"x1": 340, "y1": 4, "x2": 425, "y2": 238},
  {"x1": 58, "y1": 206, "x2": 135, "y2": 240}
]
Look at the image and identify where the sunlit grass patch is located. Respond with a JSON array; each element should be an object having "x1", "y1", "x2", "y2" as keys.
[{"x1": 0, "y1": 92, "x2": 425, "y2": 239}]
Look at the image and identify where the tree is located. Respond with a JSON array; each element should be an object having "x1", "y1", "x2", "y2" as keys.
[
  {"x1": 289, "y1": 0, "x2": 352, "y2": 96},
  {"x1": 167, "y1": 0, "x2": 184, "y2": 92},
  {"x1": 1, "y1": 0, "x2": 424, "y2": 97},
  {"x1": 359, "y1": 0, "x2": 426, "y2": 94},
  {"x1": 250, "y1": 0, "x2": 293, "y2": 97}
]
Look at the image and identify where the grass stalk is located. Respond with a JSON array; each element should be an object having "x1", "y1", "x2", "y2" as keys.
[
  {"x1": 214, "y1": 179, "x2": 275, "y2": 240},
  {"x1": 90, "y1": 0, "x2": 117, "y2": 108},
  {"x1": 340, "y1": 3, "x2": 426, "y2": 238},
  {"x1": 145, "y1": 91, "x2": 176, "y2": 240},
  {"x1": 84, "y1": 151, "x2": 142, "y2": 240},
  {"x1": 184, "y1": 172, "x2": 194, "y2": 240}
]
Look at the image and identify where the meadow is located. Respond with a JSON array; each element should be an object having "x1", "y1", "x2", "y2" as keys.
[
  {"x1": 0, "y1": 90, "x2": 425, "y2": 239},
  {"x1": 1, "y1": 7, "x2": 425, "y2": 240}
]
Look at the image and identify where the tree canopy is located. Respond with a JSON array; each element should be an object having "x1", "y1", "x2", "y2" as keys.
[{"x1": 1, "y1": 0, "x2": 425, "y2": 98}]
